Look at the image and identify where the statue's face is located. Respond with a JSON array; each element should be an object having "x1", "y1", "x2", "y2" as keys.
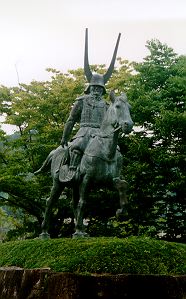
[{"x1": 90, "y1": 85, "x2": 104, "y2": 97}]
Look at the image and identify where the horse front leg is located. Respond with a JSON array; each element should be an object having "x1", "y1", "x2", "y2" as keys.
[
  {"x1": 40, "y1": 179, "x2": 63, "y2": 239},
  {"x1": 73, "y1": 175, "x2": 90, "y2": 238},
  {"x1": 113, "y1": 178, "x2": 128, "y2": 217}
]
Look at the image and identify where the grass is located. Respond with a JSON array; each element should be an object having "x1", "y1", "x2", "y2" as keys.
[{"x1": 0, "y1": 236, "x2": 185, "y2": 275}]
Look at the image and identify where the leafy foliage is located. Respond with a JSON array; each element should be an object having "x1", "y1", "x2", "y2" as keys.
[{"x1": 123, "y1": 40, "x2": 186, "y2": 242}]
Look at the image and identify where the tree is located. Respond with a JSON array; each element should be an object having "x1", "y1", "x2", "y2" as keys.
[
  {"x1": 119, "y1": 40, "x2": 186, "y2": 241},
  {"x1": 0, "y1": 69, "x2": 85, "y2": 238}
]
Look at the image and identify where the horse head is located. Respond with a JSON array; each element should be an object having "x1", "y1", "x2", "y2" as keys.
[{"x1": 109, "y1": 90, "x2": 133, "y2": 134}]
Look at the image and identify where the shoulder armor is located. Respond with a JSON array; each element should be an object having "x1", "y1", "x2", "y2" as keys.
[{"x1": 76, "y1": 95, "x2": 87, "y2": 101}]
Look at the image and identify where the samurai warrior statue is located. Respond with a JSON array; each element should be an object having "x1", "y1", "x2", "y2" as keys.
[{"x1": 60, "y1": 29, "x2": 121, "y2": 181}]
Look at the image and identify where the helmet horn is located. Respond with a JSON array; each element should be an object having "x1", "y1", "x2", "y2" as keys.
[
  {"x1": 103, "y1": 33, "x2": 121, "y2": 84},
  {"x1": 84, "y1": 28, "x2": 92, "y2": 83},
  {"x1": 84, "y1": 28, "x2": 121, "y2": 84}
]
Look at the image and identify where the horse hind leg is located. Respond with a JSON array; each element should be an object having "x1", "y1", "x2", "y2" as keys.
[
  {"x1": 113, "y1": 177, "x2": 128, "y2": 217},
  {"x1": 73, "y1": 175, "x2": 90, "y2": 238},
  {"x1": 71, "y1": 184, "x2": 79, "y2": 222},
  {"x1": 40, "y1": 179, "x2": 62, "y2": 239}
]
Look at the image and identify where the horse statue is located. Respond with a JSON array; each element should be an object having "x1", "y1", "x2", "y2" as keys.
[{"x1": 35, "y1": 91, "x2": 133, "y2": 238}]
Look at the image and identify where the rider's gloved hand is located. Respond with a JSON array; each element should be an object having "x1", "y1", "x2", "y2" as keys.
[{"x1": 60, "y1": 138, "x2": 68, "y2": 148}]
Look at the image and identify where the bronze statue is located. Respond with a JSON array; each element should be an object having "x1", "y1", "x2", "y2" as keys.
[
  {"x1": 35, "y1": 29, "x2": 133, "y2": 238},
  {"x1": 60, "y1": 28, "x2": 121, "y2": 181}
]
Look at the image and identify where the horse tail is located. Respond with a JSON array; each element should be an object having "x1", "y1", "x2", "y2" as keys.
[{"x1": 34, "y1": 150, "x2": 54, "y2": 175}]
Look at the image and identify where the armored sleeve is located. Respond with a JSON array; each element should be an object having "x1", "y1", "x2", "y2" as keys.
[{"x1": 61, "y1": 98, "x2": 83, "y2": 145}]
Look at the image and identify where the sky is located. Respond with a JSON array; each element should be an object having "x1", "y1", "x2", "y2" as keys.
[
  {"x1": 0, "y1": 0, "x2": 186, "y2": 87},
  {"x1": 1, "y1": 0, "x2": 186, "y2": 134}
]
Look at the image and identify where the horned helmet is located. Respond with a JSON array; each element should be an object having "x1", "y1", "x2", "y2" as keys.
[{"x1": 84, "y1": 28, "x2": 121, "y2": 95}]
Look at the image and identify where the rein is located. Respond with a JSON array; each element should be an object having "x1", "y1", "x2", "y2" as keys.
[{"x1": 97, "y1": 125, "x2": 122, "y2": 138}]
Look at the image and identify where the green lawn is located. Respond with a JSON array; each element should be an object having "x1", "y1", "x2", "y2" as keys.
[{"x1": 0, "y1": 236, "x2": 185, "y2": 275}]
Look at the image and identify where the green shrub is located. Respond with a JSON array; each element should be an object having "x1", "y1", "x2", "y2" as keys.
[{"x1": 0, "y1": 236, "x2": 185, "y2": 275}]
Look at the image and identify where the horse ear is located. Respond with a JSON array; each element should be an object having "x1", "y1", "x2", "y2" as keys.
[
  {"x1": 121, "y1": 92, "x2": 127, "y2": 99},
  {"x1": 109, "y1": 90, "x2": 115, "y2": 103}
]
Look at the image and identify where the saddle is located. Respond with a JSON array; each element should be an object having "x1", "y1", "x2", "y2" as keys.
[
  {"x1": 58, "y1": 164, "x2": 71, "y2": 182},
  {"x1": 50, "y1": 146, "x2": 71, "y2": 182},
  {"x1": 56, "y1": 147, "x2": 78, "y2": 183}
]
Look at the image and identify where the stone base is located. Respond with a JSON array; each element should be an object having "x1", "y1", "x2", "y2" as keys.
[{"x1": 0, "y1": 267, "x2": 185, "y2": 299}]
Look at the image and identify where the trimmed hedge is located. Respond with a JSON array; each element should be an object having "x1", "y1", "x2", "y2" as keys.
[{"x1": 0, "y1": 237, "x2": 185, "y2": 275}]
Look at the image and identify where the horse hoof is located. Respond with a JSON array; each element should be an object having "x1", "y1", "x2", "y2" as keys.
[
  {"x1": 39, "y1": 232, "x2": 50, "y2": 240},
  {"x1": 116, "y1": 208, "x2": 123, "y2": 216},
  {"x1": 116, "y1": 209, "x2": 128, "y2": 218},
  {"x1": 72, "y1": 231, "x2": 89, "y2": 239}
]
